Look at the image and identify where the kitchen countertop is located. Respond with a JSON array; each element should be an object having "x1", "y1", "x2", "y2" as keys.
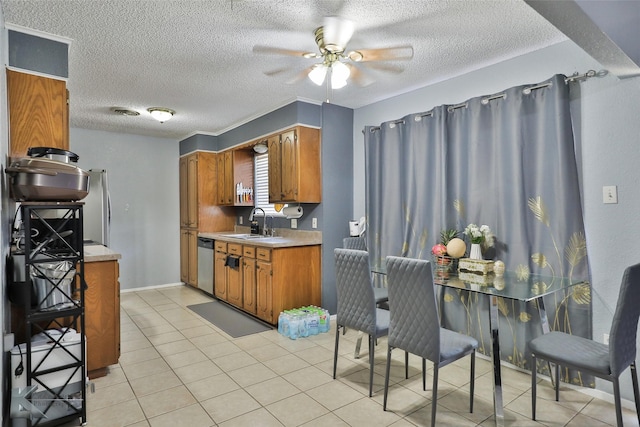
[
  {"x1": 84, "y1": 244, "x2": 122, "y2": 262},
  {"x1": 200, "y1": 229, "x2": 322, "y2": 248}
]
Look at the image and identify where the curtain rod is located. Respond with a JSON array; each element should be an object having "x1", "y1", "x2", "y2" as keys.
[{"x1": 363, "y1": 70, "x2": 605, "y2": 133}]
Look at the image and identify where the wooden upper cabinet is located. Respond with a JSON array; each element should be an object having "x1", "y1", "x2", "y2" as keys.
[
  {"x1": 215, "y1": 149, "x2": 254, "y2": 206},
  {"x1": 8, "y1": 70, "x2": 69, "y2": 158},
  {"x1": 269, "y1": 126, "x2": 321, "y2": 203}
]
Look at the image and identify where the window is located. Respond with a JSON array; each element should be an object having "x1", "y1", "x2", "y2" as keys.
[{"x1": 254, "y1": 153, "x2": 282, "y2": 216}]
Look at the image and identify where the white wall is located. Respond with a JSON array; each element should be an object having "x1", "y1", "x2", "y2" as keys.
[
  {"x1": 70, "y1": 128, "x2": 180, "y2": 290},
  {"x1": 353, "y1": 39, "x2": 640, "y2": 400}
]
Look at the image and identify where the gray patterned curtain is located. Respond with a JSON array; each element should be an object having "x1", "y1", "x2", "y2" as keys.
[{"x1": 364, "y1": 74, "x2": 592, "y2": 385}]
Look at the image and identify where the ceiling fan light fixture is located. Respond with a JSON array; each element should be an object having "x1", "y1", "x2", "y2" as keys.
[
  {"x1": 309, "y1": 64, "x2": 327, "y2": 86},
  {"x1": 323, "y1": 16, "x2": 354, "y2": 53},
  {"x1": 330, "y1": 61, "x2": 350, "y2": 89},
  {"x1": 147, "y1": 107, "x2": 175, "y2": 123}
]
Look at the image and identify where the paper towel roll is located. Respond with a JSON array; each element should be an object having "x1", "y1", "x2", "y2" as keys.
[{"x1": 282, "y1": 205, "x2": 303, "y2": 219}]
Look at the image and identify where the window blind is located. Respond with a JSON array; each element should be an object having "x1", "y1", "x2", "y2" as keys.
[{"x1": 254, "y1": 153, "x2": 281, "y2": 216}]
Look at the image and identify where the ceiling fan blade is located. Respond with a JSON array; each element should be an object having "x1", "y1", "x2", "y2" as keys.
[
  {"x1": 253, "y1": 45, "x2": 318, "y2": 58},
  {"x1": 348, "y1": 45, "x2": 414, "y2": 62},
  {"x1": 263, "y1": 67, "x2": 292, "y2": 77},
  {"x1": 322, "y1": 16, "x2": 354, "y2": 51},
  {"x1": 359, "y1": 62, "x2": 405, "y2": 74},
  {"x1": 286, "y1": 66, "x2": 316, "y2": 85},
  {"x1": 347, "y1": 63, "x2": 375, "y2": 87}
]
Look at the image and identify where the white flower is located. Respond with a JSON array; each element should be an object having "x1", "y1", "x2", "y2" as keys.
[{"x1": 464, "y1": 223, "x2": 493, "y2": 245}]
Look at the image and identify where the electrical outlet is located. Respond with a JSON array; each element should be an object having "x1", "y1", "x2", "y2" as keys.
[
  {"x1": 604, "y1": 333, "x2": 609, "y2": 345},
  {"x1": 238, "y1": 216, "x2": 243, "y2": 225},
  {"x1": 603, "y1": 186, "x2": 618, "y2": 204},
  {"x1": 291, "y1": 218, "x2": 297, "y2": 229},
  {"x1": 312, "y1": 218, "x2": 317, "y2": 229}
]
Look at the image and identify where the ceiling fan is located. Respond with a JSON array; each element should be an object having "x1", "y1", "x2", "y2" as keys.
[{"x1": 253, "y1": 17, "x2": 414, "y2": 90}]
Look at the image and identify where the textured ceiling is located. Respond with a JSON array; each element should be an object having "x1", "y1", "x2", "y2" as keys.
[{"x1": 0, "y1": 0, "x2": 567, "y2": 140}]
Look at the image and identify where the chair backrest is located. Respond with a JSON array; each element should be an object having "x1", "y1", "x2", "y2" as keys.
[
  {"x1": 334, "y1": 248, "x2": 377, "y2": 335},
  {"x1": 343, "y1": 236, "x2": 367, "y2": 251},
  {"x1": 386, "y1": 256, "x2": 440, "y2": 361},
  {"x1": 609, "y1": 262, "x2": 640, "y2": 375}
]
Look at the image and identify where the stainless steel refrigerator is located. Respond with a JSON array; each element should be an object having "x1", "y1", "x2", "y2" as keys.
[{"x1": 83, "y1": 169, "x2": 110, "y2": 246}]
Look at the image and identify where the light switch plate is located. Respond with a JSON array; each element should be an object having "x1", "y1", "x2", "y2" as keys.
[
  {"x1": 238, "y1": 216, "x2": 243, "y2": 225},
  {"x1": 603, "y1": 185, "x2": 618, "y2": 204},
  {"x1": 291, "y1": 218, "x2": 297, "y2": 229},
  {"x1": 312, "y1": 218, "x2": 317, "y2": 228}
]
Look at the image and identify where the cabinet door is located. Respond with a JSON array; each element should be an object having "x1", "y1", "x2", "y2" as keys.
[
  {"x1": 223, "y1": 151, "x2": 234, "y2": 205},
  {"x1": 214, "y1": 250, "x2": 228, "y2": 300},
  {"x1": 256, "y1": 260, "x2": 273, "y2": 323},
  {"x1": 243, "y1": 257, "x2": 257, "y2": 314},
  {"x1": 179, "y1": 157, "x2": 189, "y2": 227},
  {"x1": 268, "y1": 134, "x2": 282, "y2": 202},
  {"x1": 8, "y1": 70, "x2": 69, "y2": 158},
  {"x1": 216, "y1": 153, "x2": 226, "y2": 205},
  {"x1": 187, "y1": 230, "x2": 198, "y2": 287},
  {"x1": 84, "y1": 260, "x2": 120, "y2": 377},
  {"x1": 226, "y1": 260, "x2": 243, "y2": 308},
  {"x1": 279, "y1": 129, "x2": 299, "y2": 201},
  {"x1": 179, "y1": 229, "x2": 190, "y2": 283},
  {"x1": 187, "y1": 154, "x2": 198, "y2": 227}
]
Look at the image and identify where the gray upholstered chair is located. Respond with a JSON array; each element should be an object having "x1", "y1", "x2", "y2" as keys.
[
  {"x1": 343, "y1": 236, "x2": 367, "y2": 251},
  {"x1": 530, "y1": 263, "x2": 640, "y2": 427},
  {"x1": 383, "y1": 256, "x2": 478, "y2": 427},
  {"x1": 333, "y1": 248, "x2": 390, "y2": 397}
]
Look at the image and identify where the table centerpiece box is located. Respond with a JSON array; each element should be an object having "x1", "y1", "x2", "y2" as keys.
[
  {"x1": 458, "y1": 258, "x2": 495, "y2": 275},
  {"x1": 459, "y1": 270, "x2": 496, "y2": 285}
]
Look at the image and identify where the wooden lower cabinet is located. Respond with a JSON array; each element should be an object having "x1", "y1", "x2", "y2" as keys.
[
  {"x1": 242, "y1": 247, "x2": 257, "y2": 314},
  {"x1": 180, "y1": 228, "x2": 198, "y2": 287},
  {"x1": 256, "y1": 258, "x2": 273, "y2": 323},
  {"x1": 214, "y1": 246, "x2": 228, "y2": 300},
  {"x1": 84, "y1": 259, "x2": 120, "y2": 379},
  {"x1": 213, "y1": 241, "x2": 321, "y2": 325}
]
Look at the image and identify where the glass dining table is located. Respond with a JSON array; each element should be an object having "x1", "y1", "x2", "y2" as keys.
[{"x1": 372, "y1": 263, "x2": 588, "y2": 427}]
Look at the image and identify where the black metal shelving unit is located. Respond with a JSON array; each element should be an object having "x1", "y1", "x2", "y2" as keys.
[{"x1": 10, "y1": 202, "x2": 86, "y2": 427}]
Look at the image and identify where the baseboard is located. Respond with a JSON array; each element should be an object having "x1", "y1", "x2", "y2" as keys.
[{"x1": 120, "y1": 282, "x2": 184, "y2": 293}]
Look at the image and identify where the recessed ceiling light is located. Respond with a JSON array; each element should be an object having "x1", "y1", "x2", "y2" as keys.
[{"x1": 111, "y1": 107, "x2": 140, "y2": 116}]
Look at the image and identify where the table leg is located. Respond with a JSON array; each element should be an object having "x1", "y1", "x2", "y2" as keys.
[
  {"x1": 354, "y1": 332, "x2": 363, "y2": 359},
  {"x1": 489, "y1": 295, "x2": 505, "y2": 427}
]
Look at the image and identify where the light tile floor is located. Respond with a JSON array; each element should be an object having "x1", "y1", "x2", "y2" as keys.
[{"x1": 62, "y1": 285, "x2": 639, "y2": 426}]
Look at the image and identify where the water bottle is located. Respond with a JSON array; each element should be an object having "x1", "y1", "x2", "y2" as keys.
[
  {"x1": 318, "y1": 309, "x2": 328, "y2": 333},
  {"x1": 323, "y1": 308, "x2": 331, "y2": 333},
  {"x1": 308, "y1": 309, "x2": 320, "y2": 336},
  {"x1": 299, "y1": 311, "x2": 310, "y2": 338},
  {"x1": 277, "y1": 312, "x2": 285, "y2": 335},
  {"x1": 288, "y1": 313, "x2": 299, "y2": 340}
]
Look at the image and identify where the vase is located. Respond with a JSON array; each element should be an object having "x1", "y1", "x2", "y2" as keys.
[{"x1": 470, "y1": 243, "x2": 482, "y2": 260}]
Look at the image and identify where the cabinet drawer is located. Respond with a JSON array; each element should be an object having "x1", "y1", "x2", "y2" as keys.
[
  {"x1": 215, "y1": 241, "x2": 227, "y2": 252},
  {"x1": 243, "y1": 246, "x2": 256, "y2": 258},
  {"x1": 228, "y1": 243, "x2": 242, "y2": 255},
  {"x1": 256, "y1": 247, "x2": 271, "y2": 261}
]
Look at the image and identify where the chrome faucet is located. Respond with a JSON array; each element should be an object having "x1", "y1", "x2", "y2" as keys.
[{"x1": 249, "y1": 207, "x2": 266, "y2": 235}]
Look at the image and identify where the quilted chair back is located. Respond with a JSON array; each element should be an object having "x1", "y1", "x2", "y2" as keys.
[
  {"x1": 343, "y1": 237, "x2": 367, "y2": 251},
  {"x1": 609, "y1": 263, "x2": 640, "y2": 376},
  {"x1": 334, "y1": 248, "x2": 377, "y2": 336},
  {"x1": 386, "y1": 256, "x2": 440, "y2": 362}
]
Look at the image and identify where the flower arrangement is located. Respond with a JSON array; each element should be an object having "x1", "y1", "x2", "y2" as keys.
[{"x1": 464, "y1": 223, "x2": 493, "y2": 245}]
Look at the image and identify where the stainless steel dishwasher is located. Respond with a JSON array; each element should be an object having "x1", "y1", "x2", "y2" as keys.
[{"x1": 197, "y1": 237, "x2": 214, "y2": 295}]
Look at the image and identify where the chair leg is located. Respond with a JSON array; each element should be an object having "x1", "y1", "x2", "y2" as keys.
[
  {"x1": 333, "y1": 324, "x2": 341, "y2": 379},
  {"x1": 631, "y1": 362, "x2": 640, "y2": 425},
  {"x1": 531, "y1": 354, "x2": 537, "y2": 420},
  {"x1": 613, "y1": 377, "x2": 623, "y2": 427},
  {"x1": 405, "y1": 351, "x2": 409, "y2": 379},
  {"x1": 555, "y1": 363, "x2": 560, "y2": 401},
  {"x1": 369, "y1": 335, "x2": 375, "y2": 397},
  {"x1": 470, "y1": 350, "x2": 475, "y2": 413},
  {"x1": 431, "y1": 363, "x2": 439, "y2": 427},
  {"x1": 383, "y1": 345, "x2": 393, "y2": 411},
  {"x1": 422, "y1": 358, "x2": 426, "y2": 391}
]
